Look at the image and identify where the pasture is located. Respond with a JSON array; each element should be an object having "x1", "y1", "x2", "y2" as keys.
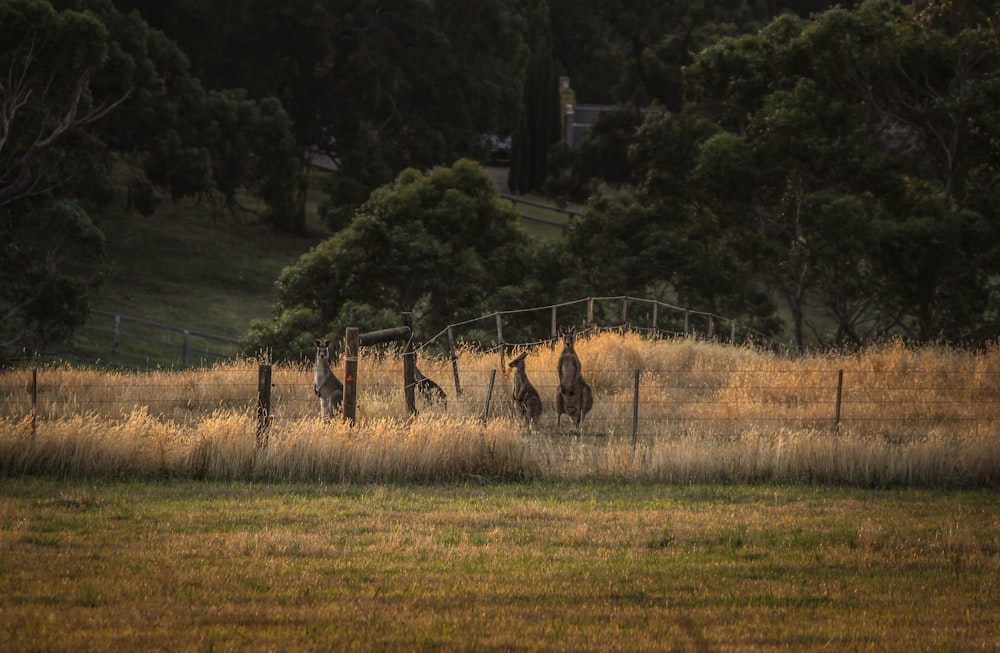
[
  {"x1": 1, "y1": 479, "x2": 997, "y2": 651},
  {"x1": 1, "y1": 333, "x2": 999, "y2": 649}
]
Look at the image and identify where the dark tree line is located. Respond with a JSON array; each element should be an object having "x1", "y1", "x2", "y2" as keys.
[
  {"x1": 555, "y1": 0, "x2": 1000, "y2": 348},
  {"x1": 9, "y1": 0, "x2": 991, "y2": 363}
]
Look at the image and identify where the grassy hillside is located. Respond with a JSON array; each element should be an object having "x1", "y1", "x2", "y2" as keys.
[
  {"x1": 65, "y1": 166, "x2": 571, "y2": 367},
  {"x1": 83, "y1": 176, "x2": 330, "y2": 339}
]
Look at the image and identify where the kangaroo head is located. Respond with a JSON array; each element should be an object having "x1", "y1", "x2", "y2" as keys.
[
  {"x1": 561, "y1": 325, "x2": 577, "y2": 350},
  {"x1": 508, "y1": 351, "x2": 528, "y2": 369},
  {"x1": 315, "y1": 339, "x2": 332, "y2": 362}
]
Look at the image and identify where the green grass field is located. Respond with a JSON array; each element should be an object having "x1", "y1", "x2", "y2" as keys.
[
  {"x1": 1, "y1": 479, "x2": 996, "y2": 652},
  {"x1": 68, "y1": 166, "x2": 572, "y2": 366}
]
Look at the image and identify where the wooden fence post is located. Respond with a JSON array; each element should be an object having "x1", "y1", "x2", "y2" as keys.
[
  {"x1": 551, "y1": 306, "x2": 557, "y2": 340},
  {"x1": 621, "y1": 297, "x2": 628, "y2": 328},
  {"x1": 651, "y1": 302, "x2": 658, "y2": 331},
  {"x1": 402, "y1": 312, "x2": 417, "y2": 416},
  {"x1": 684, "y1": 309, "x2": 690, "y2": 335},
  {"x1": 182, "y1": 330, "x2": 190, "y2": 367},
  {"x1": 730, "y1": 320, "x2": 736, "y2": 345},
  {"x1": 495, "y1": 313, "x2": 505, "y2": 368},
  {"x1": 113, "y1": 315, "x2": 121, "y2": 354},
  {"x1": 344, "y1": 327, "x2": 359, "y2": 424},
  {"x1": 256, "y1": 363, "x2": 272, "y2": 448},
  {"x1": 448, "y1": 326, "x2": 462, "y2": 395},
  {"x1": 586, "y1": 298, "x2": 594, "y2": 328},
  {"x1": 30, "y1": 367, "x2": 37, "y2": 438},
  {"x1": 631, "y1": 369, "x2": 640, "y2": 451},
  {"x1": 483, "y1": 369, "x2": 497, "y2": 425},
  {"x1": 834, "y1": 369, "x2": 844, "y2": 432}
]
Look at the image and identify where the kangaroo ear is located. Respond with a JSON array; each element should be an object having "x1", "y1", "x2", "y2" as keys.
[
  {"x1": 314, "y1": 339, "x2": 322, "y2": 347},
  {"x1": 323, "y1": 339, "x2": 330, "y2": 347}
]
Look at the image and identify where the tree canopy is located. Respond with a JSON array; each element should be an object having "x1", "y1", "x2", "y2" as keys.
[
  {"x1": 243, "y1": 160, "x2": 541, "y2": 360},
  {"x1": 563, "y1": 0, "x2": 1000, "y2": 348},
  {"x1": 9, "y1": 0, "x2": 1000, "y2": 362},
  {"x1": 1, "y1": 0, "x2": 305, "y2": 363}
]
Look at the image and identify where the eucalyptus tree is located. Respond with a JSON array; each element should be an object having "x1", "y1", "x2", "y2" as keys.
[
  {"x1": 683, "y1": 0, "x2": 1000, "y2": 346},
  {"x1": 243, "y1": 160, "x2": 541, "y2": 361},
  {"x1": 1, "y1": 0, "x2": 126, "y2": 361},
  {"x1": 119, "y1": 0, "x2": 532, "y2": 231},
  {"x1": 1, "y1": 0, "x2": 305, "y2": 362}
]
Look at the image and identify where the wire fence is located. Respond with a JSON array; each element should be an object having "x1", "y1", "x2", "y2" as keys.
[
  {"x1": 62, "y1": 296, "x2": 782, "y2": 370},
  {"x1": 418, "y1": 296, "x2": 780, "y2": 356},
  {"x1": 3, "y1": 357, "x2": 998, "y2": 441}
]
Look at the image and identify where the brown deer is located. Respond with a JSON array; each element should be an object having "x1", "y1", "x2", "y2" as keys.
[
  {"x1": 555, "y1": 326, "x2": 593, "y2": 427},
  {"x1": 509, "y1": 351, "x2": 542, "y2": 425},
  {"x1": 314, "y1": 339, "x2": 344, "y2": 420}
]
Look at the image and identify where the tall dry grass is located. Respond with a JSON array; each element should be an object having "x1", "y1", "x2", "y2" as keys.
[{"x1": 2, "y1": 332, "x2": 999, "y2": 486}]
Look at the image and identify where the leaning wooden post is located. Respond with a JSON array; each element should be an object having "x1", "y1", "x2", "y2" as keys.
[
  {"x1": 256, "y1": 363, "x2": 272, "y2": 448},
  {"x1": 402, "y1": 312, "x2": 417, "y2": 416},
  {"x1": 447, "y1": 326, "x2": 462, "y2": 396},
  {"x1": 495, "y1": 313, "x2": 505, "y2": 369},
  {"x1": 344, "y1": 327, "x2": 359, "y2": 425},
  {"x1": 482, "y1": 369, "x2": 497, "y2": 426}
]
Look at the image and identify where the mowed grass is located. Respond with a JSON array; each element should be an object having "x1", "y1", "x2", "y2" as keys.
[{"x1": 0, "y1": 478, "x2": 997, "y2": 652}]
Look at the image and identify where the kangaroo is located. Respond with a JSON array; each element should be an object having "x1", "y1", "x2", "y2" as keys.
[
  {"x1": 557, "y1": 325, "x2": 582, "y2": 396},
  {"x1": 556, "y1": 375, "x2": 593, "y2": 427},
  {"x1": 314, "y1": 339, "x2": 344, "y2": 420},
  {"x1": 414, "y1": 365, "x2": 447, "y2": 408},
  {"x1": 508, "y1": 351, "x2": 542, "y2": 425},
  {"x1": 555, "y1": 326, "x2": 593, "y2": 427}
]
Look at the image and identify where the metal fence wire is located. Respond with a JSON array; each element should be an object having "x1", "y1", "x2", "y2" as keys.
[{"x1": 3, "y1": 357, "x2": 998, "y2": 441}]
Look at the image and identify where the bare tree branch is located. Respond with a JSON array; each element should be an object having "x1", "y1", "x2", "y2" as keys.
[{"x1": 0, "y1": 40, "x2": 132, "y2": 205}]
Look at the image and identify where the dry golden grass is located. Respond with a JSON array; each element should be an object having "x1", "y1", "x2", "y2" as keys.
[{"x1": 2, "y1": 332, "x2": 999, "y2": 486}]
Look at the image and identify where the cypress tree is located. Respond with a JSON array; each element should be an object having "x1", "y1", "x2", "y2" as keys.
[{"x1": 509, "y1": 26, "x2": 560, "y2": 194}]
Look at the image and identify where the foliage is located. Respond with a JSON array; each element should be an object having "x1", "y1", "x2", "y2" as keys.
[
  {"x1": 558, "y1": 0, "x2": 1000, "y2": 348},
  {"x1": 1, "y1": 0, "x2": 304, "y2": 362},
  {"x1": 509, "y1": 9, "x2": 561, "y2": 195},
  {"x1": 682, "y1": 0, "x2": 1000, "y2": 346},
  {"x1": 0, "y1": 0, "x2": 120, "y2": 362},
  {"x1": 243, "y1": 160, "x2": 541, "y2": 361},
  {"x1": 119, "y1": 0, "x2": 533, "y2": 229}
]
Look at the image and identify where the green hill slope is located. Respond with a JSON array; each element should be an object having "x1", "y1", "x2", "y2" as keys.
[{"x1": 62, "y1": 167, "x2": 569, "y2": 367}]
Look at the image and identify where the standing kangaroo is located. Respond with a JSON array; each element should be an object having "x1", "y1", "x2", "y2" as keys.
[
  {"x1": 555, "y1": 326, "x2": 593, "y2": 427},
  {"x1": 509, "y1": 351, "x2": 542, "y2": 425},
  {"x1": 314, "y1": 339, "x2": 344, "y2": 420}
]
